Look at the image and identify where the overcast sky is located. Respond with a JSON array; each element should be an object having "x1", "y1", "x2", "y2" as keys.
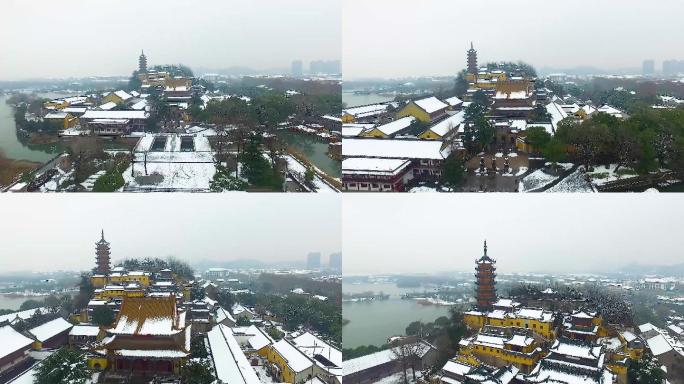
[
  {"x1": 343, "y1": 0, "x2": 684, "y2": 79},
  {"x1": 343, "y1": 195, "x2": 683, "y2": 275},
  {"x1": 0, "y1": 195, "x2": 340, "y2": 272},
  {"x1": 0, "y1": 0, "x2": 341, "y2": 80}
]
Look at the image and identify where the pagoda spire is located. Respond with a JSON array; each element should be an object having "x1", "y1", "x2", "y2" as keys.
[{"x1": 483, "y1": 239, "x2": 487, "y2": 256}]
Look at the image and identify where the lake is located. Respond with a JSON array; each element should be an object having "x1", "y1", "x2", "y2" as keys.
[
  {"x1": 278, "y1": 131, "x2": 340, "y2": 177},
  {"x1": 0, "y1": 295, "x2": 32, "y2": 311},
  {"x1": 343, "y1": 91, "x2": 394, "y2": 108},
  {"x1": 0, "y1": 94, "x2": 68, "y2": 162},
  {"x1": 342, "y1": 282, "x2": 452, "y2": 348}
]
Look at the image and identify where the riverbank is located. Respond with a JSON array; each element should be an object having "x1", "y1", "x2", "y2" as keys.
[{"x1": 0, "y1": 152, "x2": 41, "y2": 187}]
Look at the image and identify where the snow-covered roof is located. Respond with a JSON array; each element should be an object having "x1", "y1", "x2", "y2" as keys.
[
  {"x1": 494, "y1": 90, "x2": 529, "y2": 100},
  {"x1": 216, "y1": 307, "x2": 235, "y2": 323},
  {"x1": 442, "y1": 360, "x2": 474, "y2": 376},
  {"x1": 82, "y1": 110, "x2": 147, "y2": 120},
  {"x1": 549, "y1": 339, "x2": 602, "y2": 362},
  {"x1": 426, "y1": 111, "x2": 465, "y2": 137},
  {"x1": 413, "y1": 96, "x2": 448, "y2": 114},
  {"x1": 646, "y1": 334, "x2": 673, "y2": 356},
  {"x1": 373, "y1": 116, "x2": 415, "y2": 136},
  {"x1": 342, "y1": 126, "x2": 368, "y2": 137},
  {"x1": 546, "y1": 102, "x2": 568, "y2": 131},
  {"x1": 131, "y1": 99, "x2": 148, "y2": 110},
  {"x1": 61, "y1": 107, "x2": 87, "y2": 114},
  {"x1": 113, "y1": 90, "x2": 132, "y2": 101},
  {"x1": 110, "y1": 296, "x2": 183, "y2": 336},
  {"x1": 639, "y1": 323, "x2": 657, "y2": 333},
  {"x1": 343, "y1": 104, "x2": 388, "y2": 117},
  {"x1": 44, "y1": 112, "x2": 68, "y2": 119},
  {"x1": 69, "y1": 324, "x2": 101, "y2": 337},
  {"x1": 0, "y1": 308, "x2": 46, "y2": 324},
  {"x1": 207, "y1": 325, "x2": 261, "y2": 384},
  {"x1": 343, "y1": 138, "x2": 450, "y2": 160},
  {"x1": 343, "y1": 342, "x2": 432, "y2": 375},
  {"x1": 232, "y1": 325, "x2": 273, "y2": 351},
  {"x1": 98, "y1": 102, "x2": 117, "y2": 110},
  {"x1": 272, "y1": 339, "x2": 313, "y2": 373},
  {"x1": 342, "y1": 157, "x2": 411, "y2": 176},
  {"x1": 0, "y1": 325, "x2": 34, "y2": 360},
  {"x1": 292, "y1": 332, "x2": 341, "y2": 368},
  {"x1": 28, "y1": 317, "x2": 73, "y2": 342},
  {"x1": 443, "y1": 96, "x2": 463, "y2": 107}
]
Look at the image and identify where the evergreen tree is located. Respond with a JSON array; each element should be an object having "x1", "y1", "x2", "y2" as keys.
[
  {"x1": 180, "y1": 359, "x2": 215, "y2": 384},
  {"x1": 35, "y1": 348, "x2": 90, "y2": 384},
  {"x1": 91, "y1": 306, "x2": 115, "y2": 326}
]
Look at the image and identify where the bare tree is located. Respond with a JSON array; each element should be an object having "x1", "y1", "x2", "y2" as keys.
[{"x1": 391, "y1": 342, "x2": 424, "y2": 383}]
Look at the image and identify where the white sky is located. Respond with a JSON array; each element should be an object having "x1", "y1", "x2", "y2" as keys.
[
  {"x1": 343, "y1": 0, "x2": 684, "y2": 79},
  {"x1": 343, "y1": 194, "x2": 684, "y2": 275},
  {"x1": 0, "y1": 195, "x2": 341, "y2": 272},
  {"x1": 0, "y1": 0, "x2": 341, "y2": 80}
]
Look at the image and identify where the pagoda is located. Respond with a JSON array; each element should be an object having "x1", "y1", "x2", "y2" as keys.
[
  {"x1": 95, "y1": 230, "x2": 111, "y2": 275},
  {"x1": 138, "y1": 50, "x2": 147, "y2": 73},
  {"x1": 467, "y1": 42, "x2": 478, "y2": 75},
  {"x1": 475, "y1": 240, "x2": 497, "y2": 311}
]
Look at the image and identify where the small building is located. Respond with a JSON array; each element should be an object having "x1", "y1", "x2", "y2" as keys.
[
  {"x1": 418, "y1": 111, "x2": 465, "y2": 140},
  {"x1": 103, "y1": 90, "x2": 133, "y2": 105},
  {"x1": 342, "y1": 104, "x2": 389, "y2": 123},
  {"x1": 291, "y1": 332, "x2": 342, "y2": 383},
  {"x1": 342, "y1": 341, "x2": 438, "y2": 384},
  {"x1": 0, "y1": 325, "x2": 34, "y2": 375},
  {"x1": 44, "y1": 112, "x2": 78, "y2": 129},
  {"x1": 69, "y1": 324, "x2": 104, "y2": 347},
  {"x1": 396, "y1": 96, "x2": 448, "y2": 122},
  {"x1": 206, "y1": 324, "x2": 261, "y2": 384},
  {"x1": 342, "y1": 157, "x2": 413, "y2": 192},
  {"x1": 267, "y1": 339, "x2": 315, "y2": 383},
  {"x1": 81, "y1": 110, "x2": 148, "y2": 132},
  {"x1": 361, "y1": 117, "x2": 416, "y2": 138},
  {"x1": 27, "y1": 317, "x2": 73, "y2": 349}
]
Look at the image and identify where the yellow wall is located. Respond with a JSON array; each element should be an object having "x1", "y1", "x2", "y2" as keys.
[
  {"x1": 463, "y1": 312, "x2": 554, "y2": 339},
  {"x1": 418, "y1": 129, "x2": 442, "y2": 140},
  {"x1": 361, "y1": 127, "x2": 388, "y2": 138},
  {"x1": 91, "y1": 276, "x2": 107, "y2": 288},
  {"x1": 110, "y1": 274, "x2": 151, "y2": 286},
  {"x1": 88, "y1": 356, "x2": 108, "y2": 370},
  {"x1": 103, "y1": 93, "x2": 124, "y2": 105},
  {"x1": 266, "y1": 346, "x2": 297, "y2": 383},
  {"x1": 342, "y1": 113, "x2": 355, "y2": 123},
  {"x1": 396, "y1": 102, "x2": 431, "y2": 122}
]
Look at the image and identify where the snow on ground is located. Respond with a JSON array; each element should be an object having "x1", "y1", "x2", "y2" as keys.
[
  {"x1": 516, "y1": 167, "x2": 528, "y2": 176},
  {"x1": 122, "y1": 161, "x2": 216, "y2": 191},
  {"x1": 545, "y1": 168, "x2": 595, "y2": 193},
  {"x1": 81, "y1": 170, "x2": 106, "y2": 191},
  {"x1": 374, "y1": 370, "x2": 423, "y2": 384},
  {"x1": 409, "y1": 186, "x2": 437, "y2": 193},
  {"x1": 586, "y1": 164, "x2": 638, "y2": 186},
  {"x1": 519, "y1": 169, "x2": 559, "y2": 192},
  {"x1": 548, "y1": 162, "x2": 574, "y2": 171}
]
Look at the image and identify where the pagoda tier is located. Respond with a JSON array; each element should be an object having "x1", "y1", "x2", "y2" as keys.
[
  {"x1": 467, "y1": 42, "x2": 478, "y2": 75},
  {"x1": 474, "y1": 240, "x2": 497, "y2": 311},
  {"x1": 95, "y1": 230, "x2": 111, "y2": 275}
]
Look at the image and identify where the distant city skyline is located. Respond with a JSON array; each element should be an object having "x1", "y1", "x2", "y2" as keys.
[
  {"x1": 0, "y1": 0, "x2": 341, "y2": 80},
  {"x1": 343, "y1": 0, "x2": 684, "y2": 79},
  {"x1": 0, "y1": 195, "x2": 341, "y2": 273},
  {"x1": 343, "y1": 195, "x2": 684, "y2": 275}
]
